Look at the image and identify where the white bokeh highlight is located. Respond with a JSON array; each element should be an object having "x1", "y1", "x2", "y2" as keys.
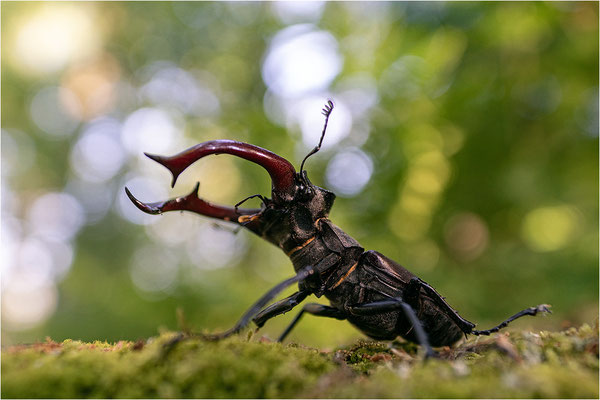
[
  {"x1": 325, "y1": 148, "x2": 374, "y2": 197},
  {"x1": 30, "y1": 86, "x2": 80, "y2": 137},
  {"x1": 70, "y1": 118, "x2": 125, "y2": 183},
  {"x1": 262, "y1": 24, "x2": 343, "y2": 98},
  {"x1": 186, "y1": 223, "x2": 247, "y2": 270},
  {"x1": 271, "y1": 1, "x2": 326, "y2": 24},
  {"x1": 66, "y1": 178, "x2": 115, "y2": 224},
  {"x1": 11, "y1": 4, "x2": 100, "y2": 75},
  {"x1": 121, "y1": 107, "x2": 182, "y2": 156},
  {"x1": 27, "y1": 192, "x2": 85, "y2": 242},
  {"x1": 140, "y1": 65, "x2": 220, "y2": 117},
  {"x1": 129, "y1": 245, "x2": 180, "y2": 295},
  {"x1": 2, "y1": 279, "x2": 58, "y2": 331}
]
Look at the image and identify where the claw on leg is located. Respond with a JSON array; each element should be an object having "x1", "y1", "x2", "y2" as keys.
[
  {"x1": 471, "y1": 304, "x2": 552, "y2": 336},
  {"x1": 200, "y1": 266, "x2": 316, "y2": 341}
]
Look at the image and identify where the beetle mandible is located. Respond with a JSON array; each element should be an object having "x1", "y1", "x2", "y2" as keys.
[{"x1": 126, "y1": 100, "x2": 550, "y2": 357}]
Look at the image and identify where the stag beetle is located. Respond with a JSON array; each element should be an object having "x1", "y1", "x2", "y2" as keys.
[{"x1": 126, "y1": 100, "x2": 550, "y2": 357}]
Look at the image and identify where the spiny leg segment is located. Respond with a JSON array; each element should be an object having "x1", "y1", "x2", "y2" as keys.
[{"x1": 470, "y1": 304, "x2": 551, "y2": 336}]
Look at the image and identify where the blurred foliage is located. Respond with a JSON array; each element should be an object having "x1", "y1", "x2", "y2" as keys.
[{"x1": 1, "y1": 2, "x2": 598, "y2": 348}]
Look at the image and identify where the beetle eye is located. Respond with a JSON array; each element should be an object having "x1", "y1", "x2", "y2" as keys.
[
  {"x1": 296, "y1": 172, "x2": 314, "y2": 201},
  {"x1": 298, "y1": 185, "x2": 312, "y2": 201}
]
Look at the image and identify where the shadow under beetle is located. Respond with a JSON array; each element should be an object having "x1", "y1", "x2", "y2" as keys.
[{"x1": 126, "y1": 100, "x2": 550, "y2": 357}]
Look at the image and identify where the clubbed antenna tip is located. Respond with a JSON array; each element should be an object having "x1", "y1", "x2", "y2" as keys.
[
  {"x1": 322, "y1": 99, "x2": 334, "y2": 117},
  {"x1": 300, "y1": 100, "x2": 334, "y2": 174}
]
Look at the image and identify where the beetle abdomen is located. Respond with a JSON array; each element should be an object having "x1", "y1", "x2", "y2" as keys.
[
  {"x1": 413, "y1": 298, "x2": 465, "y2": 346},
  {"x1": 329, "y1": 250, "x2": 466, "y2": 346}
]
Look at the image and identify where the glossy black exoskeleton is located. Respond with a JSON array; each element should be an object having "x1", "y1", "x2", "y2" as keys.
[{"x1": 126, "y1": 101, "x2": 550, "y2": 357}]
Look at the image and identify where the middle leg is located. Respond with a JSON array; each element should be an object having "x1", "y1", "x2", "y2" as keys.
[
  {"x1": 349, "y1": 298, "x2": 436, "y2": 358},
  {"x1": 278, "y1": 303, "x2": 346, "y2": 343}
]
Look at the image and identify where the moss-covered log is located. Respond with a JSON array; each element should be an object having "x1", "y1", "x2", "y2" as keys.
[{"x1": 2, "y1": 323, "x2": 598, "y2": 398}]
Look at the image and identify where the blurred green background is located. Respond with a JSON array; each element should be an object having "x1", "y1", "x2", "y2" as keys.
[{"x1": 2, "y1": 2, "x2": 598, "y2": 348}]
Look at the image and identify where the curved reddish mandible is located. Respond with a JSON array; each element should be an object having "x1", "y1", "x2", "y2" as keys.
[
  {"x1": 125, "y1": 182, "x2": 260, "y2": 225},
  {"x1": 145, "y1": 140, "x2": 297, "y2": 200}
]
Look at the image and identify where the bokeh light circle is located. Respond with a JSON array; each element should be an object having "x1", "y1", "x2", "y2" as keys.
[
  {"x1": 325, "y1": 148, "x2": 373, "y2": 197},
  {"x1": 262, "y1": 24, "x2": 343, "y2": 98}
]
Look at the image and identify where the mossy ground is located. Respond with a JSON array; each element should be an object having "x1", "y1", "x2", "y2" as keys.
[{"x1": 2, "y1": 323, "x2": 598, "y2": 398}]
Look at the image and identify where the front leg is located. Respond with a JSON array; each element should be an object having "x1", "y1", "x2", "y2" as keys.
[
  {"x1": 159, "y1": 268, "x2": 315, "y2": 356},
  {"x1": 253, "y1": 291, "x2": 309, "y2": 328},
  {"x1": 205, "y1": 265, "x2": 316, "y2": 339}
]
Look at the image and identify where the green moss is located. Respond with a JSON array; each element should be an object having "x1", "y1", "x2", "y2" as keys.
[
  {"x1": 322, "y1": 323, "x2": 599, "y2": 399},
  {"x1": 1, "y1": 334, "x2": 332, "y2": 398},
  {"x1": 2, "y1": 324, "x2": 598, "y2": 398}
]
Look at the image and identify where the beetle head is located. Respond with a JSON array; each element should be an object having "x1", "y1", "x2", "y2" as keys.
[
  {"x1": 125, "y1": 101, "x2": 336, "y2": 249},
  {"x1": 259, "y1": 169, "x2": 336, "y2": 250}
]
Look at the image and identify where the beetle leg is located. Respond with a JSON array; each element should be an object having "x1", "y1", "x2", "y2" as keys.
[
  {"x1": 252, "y1": 290, "x2": 309, "y2": 328},
  {"x1": 160, "y1": 272, "x2": 314, "y2": 355},
  {"x1": 406, "y1": 278, "x2": 551, "y2": 337},
  {"x1": 278, "y1": 303, "x2": 347, "y2": 343},
  {"x1": 471, "y1": 304, "x2": 552, "y2": 336},
  {"x1": 202, "y1": 265, "x2": 317, "y2": 340},
  {"x1": 234, "y1": 194, "x2": 267, "y2": 211},
  {"x1": 349, "y1": 299, "x2": 436, "y2": 359}
]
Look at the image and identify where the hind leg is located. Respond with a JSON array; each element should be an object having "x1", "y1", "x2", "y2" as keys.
[{"x1": 471, "y1": 304, "x2": 551, "y2": 336}]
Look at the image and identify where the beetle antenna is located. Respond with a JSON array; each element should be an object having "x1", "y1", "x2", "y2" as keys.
[
  {"x1": 299, "y1": 100, "x2": 334, "y2": 175},
  {"x1": 234, "y1": 194, "x2": 267, "y2": 212}
]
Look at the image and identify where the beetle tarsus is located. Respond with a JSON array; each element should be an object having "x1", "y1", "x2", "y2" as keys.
[
  {"x1": 423, "y1": 348, "x2": 439, "y2": 361},
  {"x1": 200, "y1": 266, "x2": 317, "y2": 341},
  {"x1": 471, "y1": 304, "x2": 552, "y2": 336}
]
